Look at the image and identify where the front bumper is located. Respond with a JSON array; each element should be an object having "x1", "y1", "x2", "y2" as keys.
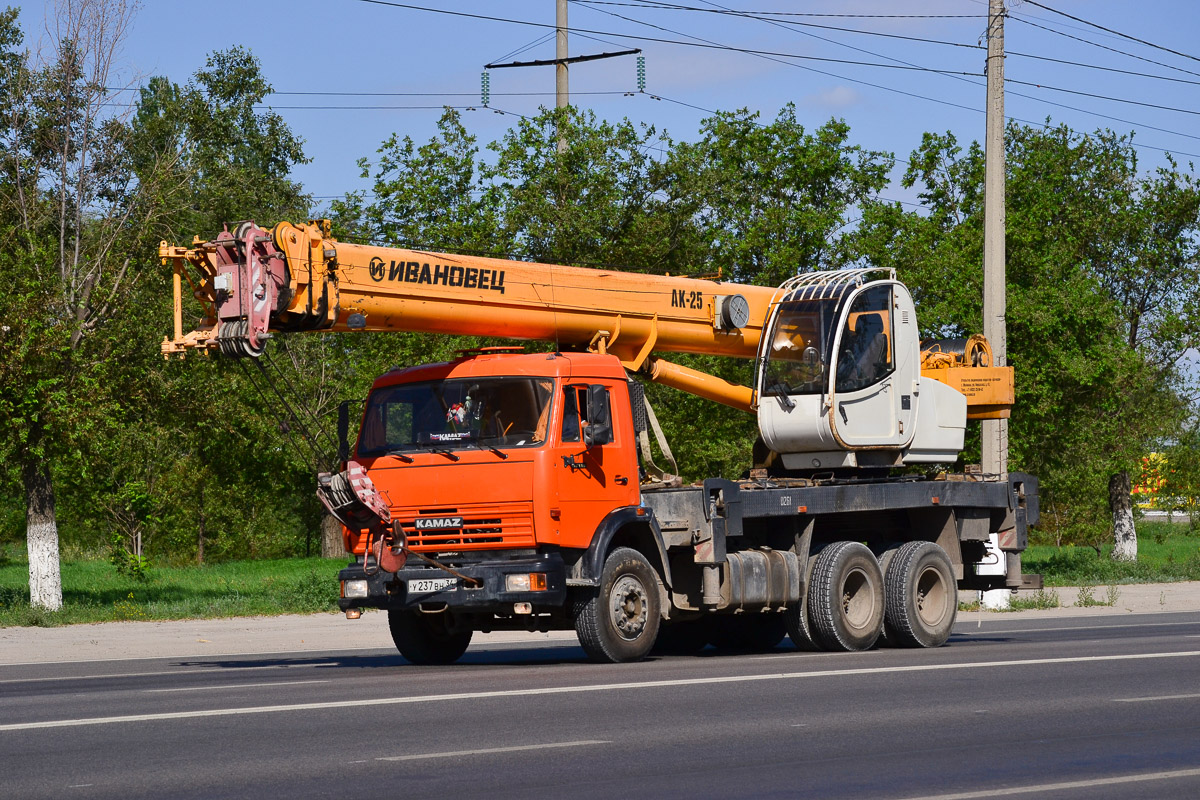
[{"x1": 337, "y1": 551, "x2": 568, "y2": 612}]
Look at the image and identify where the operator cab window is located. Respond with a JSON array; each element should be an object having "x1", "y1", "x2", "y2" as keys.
[{"x1": 835, "y1": 285, "x2": 894, "y2": 393}]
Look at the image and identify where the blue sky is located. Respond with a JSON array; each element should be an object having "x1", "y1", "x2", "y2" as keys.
[{"x1": 18, "y1": 1, "x2": 1200, "y2": 213}]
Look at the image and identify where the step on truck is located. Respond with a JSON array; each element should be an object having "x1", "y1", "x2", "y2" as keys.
[{"x1": 160, "y1": 219, "x2": 1038, "y2": 663}]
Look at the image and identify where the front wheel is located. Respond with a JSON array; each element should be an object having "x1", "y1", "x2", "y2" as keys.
[
  {"x1": 388, "y1": 608, "x2": 473, "y2": 665},
  {"x1": 574, "y1": 547, "x2": 662, "y2": 663}
]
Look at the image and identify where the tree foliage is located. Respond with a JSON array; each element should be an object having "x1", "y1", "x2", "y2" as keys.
[{"x1": 851, "y1": 122, "x2": 1200, "y2": 550}]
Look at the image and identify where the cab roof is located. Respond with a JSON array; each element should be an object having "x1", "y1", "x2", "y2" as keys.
[{"x1": 371, "y1": 350, "x2": 627, "y2": 390}]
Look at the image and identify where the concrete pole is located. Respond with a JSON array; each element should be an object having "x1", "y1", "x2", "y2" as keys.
[
  {"x1": 982, "y1": 0, "x2": 1008, "y2": 480},
  {"x1": 556, "y1": 0, "x2": 568, "y2": 153},
  {"x1": 982, "y1": 0, "x2": 1015, "y2": 608}
]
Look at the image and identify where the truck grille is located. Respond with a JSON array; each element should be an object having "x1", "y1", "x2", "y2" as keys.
[{"x1": 398, "y1": 503, "x2": 536, "y2": 551}]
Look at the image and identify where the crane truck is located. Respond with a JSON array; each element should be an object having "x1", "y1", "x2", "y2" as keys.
[{"x1": 159, "y1": 219, "x2": 1037, "y2": 664}]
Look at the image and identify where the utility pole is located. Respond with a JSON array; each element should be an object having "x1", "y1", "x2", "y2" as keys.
[
  {"x1": 983, "y1": 0, "x2": 1007, "y2": 479},
  {"x1": 556, "y1": 0, "x2": 568, "y2": 152},
  {"x1": 484, "y1": 4, "x2": 639, "y2": 153}
]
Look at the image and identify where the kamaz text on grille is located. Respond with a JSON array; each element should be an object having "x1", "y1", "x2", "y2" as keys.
[{"x1": 368, "y1": 257, "x2": 506, "y2": 294}]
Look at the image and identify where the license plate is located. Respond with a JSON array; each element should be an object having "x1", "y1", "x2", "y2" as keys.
[{"x1": 407, "y1": 578, "x2": 457, "y2": 593}]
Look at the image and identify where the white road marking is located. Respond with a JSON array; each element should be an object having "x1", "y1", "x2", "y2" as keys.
[
  {"x1": 143, "y1": 680, "x2": 328, "y2": 693},
  {"x1": 4, "y1": 649, "x2": 1198, "y2": 732},
  {"x1": 1114, "y1": 692, "x2": 1200, "y2": 703},
  {"x1": 903, "y1": 767, "x2": 1200, "y2": 799},
  {"x1": 68, "y1": 785, "x2": 94, "y2": 788},
  {"x1": 376, "y1": 740, "x2": 608, "y2": 762}
]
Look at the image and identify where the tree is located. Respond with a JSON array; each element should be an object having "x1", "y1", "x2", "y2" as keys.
[
  {"x1": 851, "y1": 122, "x2": 1199, "y2": 558},
  {"x1": 0, "y1": 0, "x2": 189, "y2": 608},
  {"x1": 121, "y1": 46, "x2": 316, "y2": 563},
  {"x1": 668, "y1": 105, "x2": 892, "y2": 286}
]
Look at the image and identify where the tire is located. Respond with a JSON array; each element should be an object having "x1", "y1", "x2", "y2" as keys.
[
  {"x1": 808, "y1": 541, "x2": 884, "y2": 651},
  {"x1": 651, "y1": 619, "x2": 710, "y2": 656},
  {"x1": 388, "y1": 607, "x2": 473, "y2": 665},
  {"x1": 785, "y1": 553, "x2": 822, "y2": 651},
  {"x1": 707, "y1": 614, "x2": 787, "y2": 653},
  {"x1": 876, "y1": 547, "x2": 899, "y2": 647},
  {"x1": 574, "y1": 547, "x2": 662, "y2": 663},
  {"x1": 883, "y1": 541, "x2": 957, "y2": 648}
]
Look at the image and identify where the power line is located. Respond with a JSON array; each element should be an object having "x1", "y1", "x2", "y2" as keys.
[
  {"x1": 577, "y1": 1, "x2": 1200, "y2": 91},
  {"x1": 1009, "y1": 13, "x2": 1200, "y2": 80},
  {"x1": 573, "y1": 0, "x2": 986, "y2": 52},
  {"x1": 573, "y1": 2, "x2": 978, "y2": 19},
  {"x1": 1022, "y1": 0, "x2": 1200, "y2": 65},
  {"x1": 352, "y1": 0, "x2": 979, "y2": 76},
  {"x1": 1007, "y1": 78, "x2": 1200, "y2": 119}
]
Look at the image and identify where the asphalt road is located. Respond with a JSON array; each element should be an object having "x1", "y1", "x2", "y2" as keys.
[{"x1": 3, "y1": 613, "x2": 1200, "y2": 800}]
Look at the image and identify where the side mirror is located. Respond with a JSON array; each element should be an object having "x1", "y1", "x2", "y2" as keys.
[
  {"x1": 337, "y1": 400, "x2": 353, "y2": 463},
  {"x1": 582, "y1": 385, "x2": 613, "y2": 447}
]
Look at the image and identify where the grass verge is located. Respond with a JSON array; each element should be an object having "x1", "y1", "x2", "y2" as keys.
[
  {"x1": 1023, "y1": 520, "x2": 1200, "y2": 587},
  {"x1": 0, "y1": 549, "x2": 345, "y2": 627}
]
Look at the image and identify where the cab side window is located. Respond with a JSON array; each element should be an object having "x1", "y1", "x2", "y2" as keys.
[{"x1": 560, "y1": 385, "x2": 586, "y2": 443}]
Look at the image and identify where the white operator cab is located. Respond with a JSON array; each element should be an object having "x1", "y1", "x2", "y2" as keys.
[{"x1": 755, "y1": 269, "x2": 966, "y2": 471}]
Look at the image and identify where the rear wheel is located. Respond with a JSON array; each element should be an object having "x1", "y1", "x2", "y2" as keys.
[
  {"x1": 574, "y1": 547, "x2": 661, "y2": 663},
  {"x1": 883, "y1": 541, "x2": 957, "y2": 648},
  {"x1": 785, "y1": 554, "x2": 822, "y2": 651},
  {"x1": 388, "y1": 608, "x2": 473, "y2": 665},
  {"x1": 808, "y1": 542, "x2": 884, "y2": 651}
]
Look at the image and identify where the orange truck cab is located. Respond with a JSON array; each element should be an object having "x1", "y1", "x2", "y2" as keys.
[{"x1": 337, "y1": 350, "x2": 644, "y2": 624}]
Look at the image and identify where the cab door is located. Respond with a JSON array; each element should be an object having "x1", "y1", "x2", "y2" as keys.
[
  {"x1": 829, "y1": 282, "x2": 918, "y2": 448},
  {"x1": 551, "y1": 381, "x2": 638, "y2": 549}
]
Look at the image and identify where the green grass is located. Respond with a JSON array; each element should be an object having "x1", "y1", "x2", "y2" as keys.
[
  {"x1": 0, "y1": 547, "x2": 346, "y2": 627},
  {"x1": 1008, "y1": 589, "x2": 1062, "y2": 611},
  {"x1": 2, "y1": 519, "x2": 1198, "y2": 627},
  {"x1": 1024, "y1": 520, "x2": 1200, "y2": 587}
]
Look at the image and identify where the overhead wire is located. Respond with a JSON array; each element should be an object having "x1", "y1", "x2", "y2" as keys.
[
  {"x1": 1021, "y1": 0, "x2": 1200, "y2": 65},
  {"x1": 1008, "y1": 13, "x2": 1200, "y2": 80},
  {"x1": 584, "y1": 0, "x2": 1200, "y2": 157}
]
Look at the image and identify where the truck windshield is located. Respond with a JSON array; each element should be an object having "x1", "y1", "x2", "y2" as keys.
[
  {"x1": 357, "y1": 377, "x2": 554, "y2": 455},
  {"x1": 761, "y1": 298, "x2": 841, "y2": 396}
]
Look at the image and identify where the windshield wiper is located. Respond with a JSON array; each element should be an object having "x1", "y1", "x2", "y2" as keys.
[
  {"x1": 385, "y1": 450, "x2": 415, "y2": 463},
  {"x1": 475, "y1": 442, "x2": 509, "y2": 459}
]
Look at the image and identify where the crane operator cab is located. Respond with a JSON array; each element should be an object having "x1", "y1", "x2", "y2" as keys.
[{"x1": 756, "y1": 268, "x2": 966, "y2": 471}]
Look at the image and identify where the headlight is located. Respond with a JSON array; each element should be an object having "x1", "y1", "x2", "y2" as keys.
[
  {"x1": 342, "y1": 579, "x2": 369, "y2": 598},
  {"x1": 505, "y1": 573, "x2": 547, "y2": 592}
]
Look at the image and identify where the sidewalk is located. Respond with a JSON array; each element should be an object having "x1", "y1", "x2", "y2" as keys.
[{"x1": 3, "y1": 581, "x2": 1198, "y2": 666}]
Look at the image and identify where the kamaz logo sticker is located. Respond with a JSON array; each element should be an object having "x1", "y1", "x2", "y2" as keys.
[
  {"x1": 368, "y1": 256, "x2": 506, "y2": 294},
  {"x1": 414, "y1": 516, "x2": 464, "y2": 530}
]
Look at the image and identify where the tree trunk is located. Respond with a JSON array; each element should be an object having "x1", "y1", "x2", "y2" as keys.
[
  {"x1": 320, "y1": 514, "x2": 345, "y2": 558},
  {"x1": 23, "y1": 429, "x2": 63, "y2": 611},
  {"x1": 1110, "y1": 471, "x2": 1137, "y2": 562}
]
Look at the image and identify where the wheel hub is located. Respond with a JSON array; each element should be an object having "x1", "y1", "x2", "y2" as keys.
[{"x1": 610, "y1": 575, "x2": 649, "y2": 640}]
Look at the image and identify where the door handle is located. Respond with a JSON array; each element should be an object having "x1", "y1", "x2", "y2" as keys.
[
  {"x1": 839, "y1": 403, "x2": 848, "y2": 424},
  {"x1": 615, "y1": 475, "x2": 629, "y2": 485}
]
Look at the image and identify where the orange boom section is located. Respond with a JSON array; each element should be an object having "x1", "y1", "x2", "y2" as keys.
[{"x1": 159, "y1": 219, "x2": 775, "y2": 375}]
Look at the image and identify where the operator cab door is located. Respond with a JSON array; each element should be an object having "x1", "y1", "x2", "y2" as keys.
[
  {"x1": 552, "y1": 381, "x2": 638, "y2": 549},
  {"x1": 829, "y1": 282, "x2": 919, "y2": 448}
]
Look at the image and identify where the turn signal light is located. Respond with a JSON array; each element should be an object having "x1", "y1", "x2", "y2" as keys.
[
  {"x1": 505, "y1": 573, "x2": 548, "y2": 592},
  {"x1": 342, "y1": 579, "x2": 369, "y2": 598}
]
